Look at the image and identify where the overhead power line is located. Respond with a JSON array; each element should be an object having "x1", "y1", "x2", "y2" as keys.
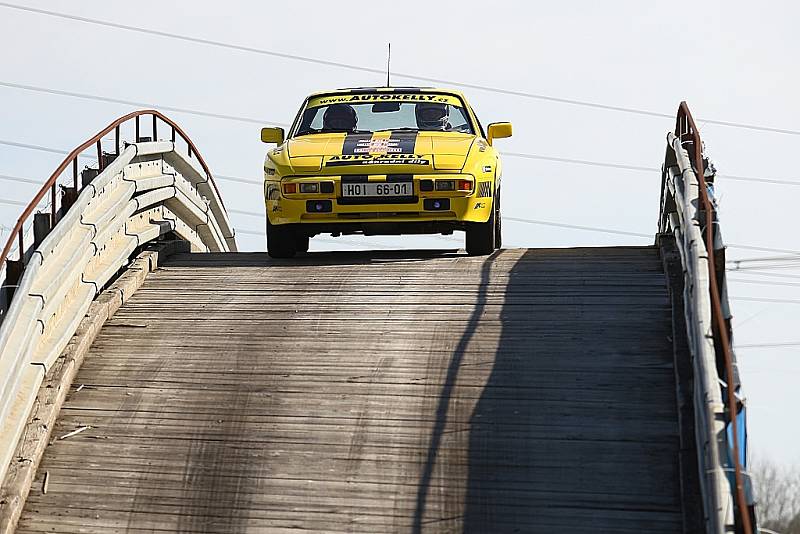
[
  {"x1": 0, "y1": 173, "x2": 39, "y2": 185},
  {"x1": 0, "y1": 81, "x2": 287, "y2": 126},
  {"x1": 727, "y1": 255, "x2": 800, "y2": 264},
  {"x1": 0, "y1": 139, "x2": 95, "y2": 159},
  {"x1": 724, "y1": 243, "x2": 800, "y2": 256},
  {"x1": 727, "y1": 263, "x2": 800, "y2": 271},
  {"x1": 3, "y1": 127, "x2": 797, "y2": 189},
  {"x1": 1, "y1": 2, "x2": 799, "y2": 136},
  {"x1": 735, "y1": 341, "x2": 800, "y2": 349},
  {"x1": 727, "y1": 277, "x2": 800, "y2": 288},
  {"x1": 504, "y1": 217, "x2": 650, "y2": 238},
  {"x1": 1, "y1": 161, "x2": 799, "y2": 256},
  {"x1": 731, "y1": 296, "x2": 800, "y2": 305},
  {"x1": 1, "y1": 140, "x2": 799, "y2": 256},
  {"x1": 726, "y1": 270, "x2": 800, "y2": 280}
]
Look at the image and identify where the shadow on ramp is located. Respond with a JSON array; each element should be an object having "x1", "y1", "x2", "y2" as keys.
[
  {"x1": 165, "y1": 249, "x2": 463, "y2": 268},
  {"x1": 414, "y1": 247, "x2": 683, "y2": 533}
]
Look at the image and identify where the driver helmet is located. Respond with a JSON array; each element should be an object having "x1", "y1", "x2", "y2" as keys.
[
  {"x1": 322, "y1": 104, "x2": 358, "y2": 131},
  {"x1": 415, "y1": 102, "x2": 449, "y2": 130}
]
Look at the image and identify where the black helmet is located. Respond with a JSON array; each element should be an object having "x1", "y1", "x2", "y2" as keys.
[
  {"x1": 322, "y1": 104, "x2": 358, "y2": 131},
  {"x1": 415, "y1": 103, "x2": 449, "y2": 130}
]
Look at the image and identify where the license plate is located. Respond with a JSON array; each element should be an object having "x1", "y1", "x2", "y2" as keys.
[{"x1": 341, "y1": 182, "x2": 413, "y2": 197}]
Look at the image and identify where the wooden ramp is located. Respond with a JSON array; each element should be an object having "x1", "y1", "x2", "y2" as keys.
[{"x1": 17, "y1": 247, "x2": 687, "y2": 533}]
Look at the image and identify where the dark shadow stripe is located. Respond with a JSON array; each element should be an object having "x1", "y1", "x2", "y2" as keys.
[{"x1": 412, "y1": 252, "x2": 498, "y2": 533}]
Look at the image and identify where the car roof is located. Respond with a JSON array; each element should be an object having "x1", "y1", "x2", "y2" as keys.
[{"x1": 306, "y1": 86, "x2": 468, "y2": 100}]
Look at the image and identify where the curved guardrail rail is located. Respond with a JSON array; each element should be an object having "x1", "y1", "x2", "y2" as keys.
[
  {"x1": 659, "y1": 102, "x2": 754, "y2": 534},
  {"x1": 0, "y1": 110, "x2": 236, "y2": 486}
]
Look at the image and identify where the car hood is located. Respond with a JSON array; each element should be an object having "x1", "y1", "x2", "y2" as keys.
[{"x1": 285, "y1": 132, "x2": 476, "y2": 173}]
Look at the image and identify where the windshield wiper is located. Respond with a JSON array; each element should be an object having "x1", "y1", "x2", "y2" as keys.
[{"x1": 376, "y1": 127, "x2": 420, "y2": 132}]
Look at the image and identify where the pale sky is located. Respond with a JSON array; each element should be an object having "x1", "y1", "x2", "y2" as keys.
[{"x1": 1, "y1": 1, "x2": 798, "y2": 465}]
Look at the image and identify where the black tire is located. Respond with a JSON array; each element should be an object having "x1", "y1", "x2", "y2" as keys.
[
  {"x1": 465, "y1": 202, "x2": 496, "y2": 256},
  {"x1": 294, "y1": 233, "x2": 309, "y2": 253},
  {"x1": 494, "y1": 188, "x2": 502, "y2": 249},
  {"x1": 267, "y1": 219, "x2": 297, "y2": 258}
]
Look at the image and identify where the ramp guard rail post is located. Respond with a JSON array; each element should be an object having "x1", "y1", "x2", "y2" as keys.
[
  {"x1": 0, "y1": 110, "x2": 236, "y2": 487},
  {"x1": 658, "y1": 102, "x2": 755, "y2": 534}
]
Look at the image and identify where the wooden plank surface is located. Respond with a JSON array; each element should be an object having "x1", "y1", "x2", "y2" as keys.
[{"x1": 16, "y1": 247, "x2": 684, "y2": 533}]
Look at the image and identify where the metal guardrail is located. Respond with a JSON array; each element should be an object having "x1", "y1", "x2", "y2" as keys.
[
  {"x1": 0, "y1": 110, "x2": 228, "y2": 307},
  {"x1": 659, "y1": 102, "x2": 754, "y2": 533},
  {"x1": 0, "y1": 111, "x2": 236, "y2": 486}
]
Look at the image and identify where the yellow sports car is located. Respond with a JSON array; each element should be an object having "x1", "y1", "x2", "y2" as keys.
[{"x1": 261, "y1": 87, "x2": 512, "y2": 257}]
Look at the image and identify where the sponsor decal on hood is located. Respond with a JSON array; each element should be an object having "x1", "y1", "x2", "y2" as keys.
[{"x1": 325, "y1": 154, "x2": 430, "y2": 167}]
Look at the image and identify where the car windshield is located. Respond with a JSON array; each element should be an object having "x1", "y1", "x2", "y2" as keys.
[{"x1": 293, "y1": 94, "x2": 475, "y2": 137}]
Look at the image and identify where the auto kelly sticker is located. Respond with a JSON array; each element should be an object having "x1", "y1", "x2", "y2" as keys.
[
  {"x1": 325, "y1": 154, "x2": 430, "y2": 167},
  {"x1": 308, "y1": 93, "x2": 461, "y2": 107}
]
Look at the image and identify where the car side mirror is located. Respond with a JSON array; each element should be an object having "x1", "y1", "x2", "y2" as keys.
[
  {"x1": 487, "y1": 122, "x2": 512, "y2": 146},
  {"x1": 261, "y1": 127, "x2": 285, "y2": 144}
]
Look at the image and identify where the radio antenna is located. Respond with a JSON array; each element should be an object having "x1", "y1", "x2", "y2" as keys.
[{"x1": 386, "y1": 42, "x2": 391, "y2": 87}]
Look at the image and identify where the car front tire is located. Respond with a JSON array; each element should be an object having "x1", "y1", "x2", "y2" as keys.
[
  {"x1": 494, "y1": 187, "x2": 502, "y2": 249},
  {"x1": 267, "y1": 219, "x2": 297, "y2": 258},
  {"x1": 294, "y1": 233, "x2": 310, "y2": 254},
  {"x1": 465, "y1": 202, "x2": 497, "y2": 256}
]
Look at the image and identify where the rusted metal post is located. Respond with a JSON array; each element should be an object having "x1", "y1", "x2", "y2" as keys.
[
  {"x1": 33, "y1": 213, "x2": 51, "y2": 248},
  {"x1": 96, "y1": 140, "x2": 103, "y2": 171},
  {"x1": 59, "y1": 186, "x2": 77, "y2": 219},
  {"x1": 4, "y1": 258, "x2": 23, "y2": 305},
  {"x1": 50, "y1": 183, "x2": 56, "y2": 227}
]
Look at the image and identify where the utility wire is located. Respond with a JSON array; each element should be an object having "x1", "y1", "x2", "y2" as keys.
[
  {"x1": 0, "y1": 173, "x2": 39, "y2": 185},
  {"x1": 735, "y1": 341, "x2": 800, "y2": 349},
  {"x1": 0, "y1": 139, "x2": 95, "y2": 159},
  {"x1": 7, "y1": 78, "x2": 800, "y2": 191},
  {"x1": 727, "y1": 255, "x2": 800, "y2": 264},
  {"x1": 726, "y1": 263, "x2": 800, "y2": 271},
  {"x1": 234, "y1": 227, "x2": 402, "y2": 249},
  {"x1": 1, "y1": 166, "x2": 798, "y2": 255},
  {"x1": 2, "y1": 80, "x2": 800, "y2": 187},
  {"x1": 0, "y1": 81, "x2": 288, "y2": 126},
  {"x1": 727, "y1": 277, "x2": 800, "y2": 288},
  {"x1": 1, "y1": 3, "x2": 799, "y2": 136},
  {"x1": 724, "y1": 243, "x2": 800, "y2": 256},
  {"x1": 1, "y1": 143, "x2": 798, "y2": 254},
  {"x1": 504, "y1": 217, "x2": 650, "y2": 238},
  {"x1": 726, "y1": 270, "x2": 800, "y2": 280},
  {"x1": 4, "y1": 133, "x2": 796, "y2": 189},
  {"x1": 731, "y1": 296, "x2": 800, "y2": 305}
]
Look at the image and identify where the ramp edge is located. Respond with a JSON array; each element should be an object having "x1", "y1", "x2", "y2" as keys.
[{"x1": 0, "y1": 240, "x2": 187, "y2": 534}]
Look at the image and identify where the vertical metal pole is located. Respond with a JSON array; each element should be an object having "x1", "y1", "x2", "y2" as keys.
[
  {"x1": 73, "y1": 158, "x2": 78, "y2": 190},
  {"x1": 171, "y1": 126, "x2": 176, "y2": 143},
  {"x1": 18, "y1": 230, "x2": 23, "y2": 262},
  {"x1": 51, "y1": 183, "x2": 56, "y2": 227},
  {"x1": 115, "y1": 125, "x2": 120, "y2": 155},
  {"x1": 97, "y1": 140, "x2": 103, "y2": 171},
  {"x1": 135, "y1": 116, "x2": 140, "y2": 142},
  {"x1": 152, "y1": 115, "x2": 158, "y2": 141}
]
